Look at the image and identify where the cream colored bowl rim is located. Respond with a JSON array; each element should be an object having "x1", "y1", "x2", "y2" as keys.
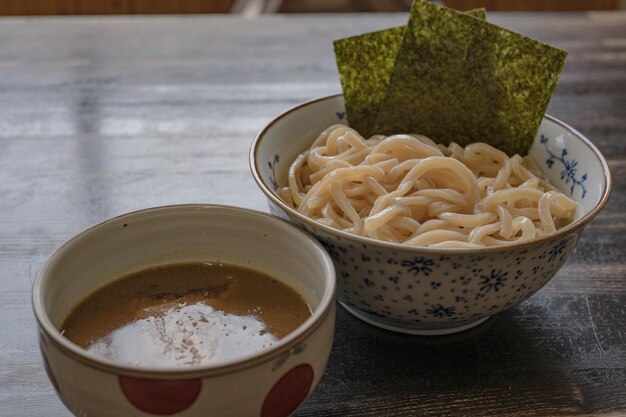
[
  {"x1": 250, "y1": 93, "x2": 613, "y2": 254},
  {"x1": 32, "y1": 204, "x2": 336, "y2": 378}
]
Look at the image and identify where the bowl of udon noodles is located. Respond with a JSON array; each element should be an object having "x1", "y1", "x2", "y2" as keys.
[{"x1": 250, "y1": 94, "x2": 611, "y2": 335}]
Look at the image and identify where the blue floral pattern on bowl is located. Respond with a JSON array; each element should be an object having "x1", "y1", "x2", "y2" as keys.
[
  {"x1": 540, "y1": 134, "x2": 587, "y2": 199},
  {"x1": 282, "y1": 214, "x2": 580, "y2": 333},
  {"x1": 268, "y1": 154, "x2": 280, "y2": 191}
]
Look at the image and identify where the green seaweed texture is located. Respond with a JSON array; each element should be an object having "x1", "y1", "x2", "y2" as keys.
[
  {"x1": 373, "y1": 1, "x2": 566, "y2": 155},
  {"x1": 334, "y1": 26, "x2": 405, "y2": 137},
  {"x1": 335, "y1": 0, "x2": 566, "y2": 156},
  {"x1": 334, "y1": 8, "x2": 486, "y2": 138}
]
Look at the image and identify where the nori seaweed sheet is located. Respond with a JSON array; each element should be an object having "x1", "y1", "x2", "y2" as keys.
[
  {"x1": 372, "y1": 1, "x2": 566, "y2": 155},
  {"x1": 334, "y1": 7, "x2": 486, "y2": 138}
]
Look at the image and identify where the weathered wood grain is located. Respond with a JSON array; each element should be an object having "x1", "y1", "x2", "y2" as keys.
[{"x1": 0, "y1": 12, "x2": 624, "y2": 417}]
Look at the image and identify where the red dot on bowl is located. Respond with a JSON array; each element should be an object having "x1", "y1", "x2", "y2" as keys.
[
  {"x1": 119, "y1": 376, "x2": 202, "y2": 415},
  {"x1": 262, "y1": 364, "x2": 314, "y2": 417}
]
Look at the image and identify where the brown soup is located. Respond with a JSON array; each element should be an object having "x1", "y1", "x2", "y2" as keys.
[{"x1": 61, "y1": 262, "x2": 312, "y2": 367}]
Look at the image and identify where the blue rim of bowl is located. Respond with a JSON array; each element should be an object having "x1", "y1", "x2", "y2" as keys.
[
  {"x1": 32, "y1": 204, "x2": 336, "y2": 378},
  {"x1": 250, "y1": 93, "x2": 613, "y2": 254}
]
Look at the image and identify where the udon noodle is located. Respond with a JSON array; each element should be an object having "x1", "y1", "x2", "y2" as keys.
[{"x1": 280, "y1": 124, "x2": 579, "y2": 248}]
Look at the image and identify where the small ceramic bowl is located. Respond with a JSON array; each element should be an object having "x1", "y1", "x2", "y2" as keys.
[
  {"x1": 33, "y1": 205, "x2": 336, "y2": 417},
  {"x1": 250, "y1": 94, "x2": 612, "y2": 335}
]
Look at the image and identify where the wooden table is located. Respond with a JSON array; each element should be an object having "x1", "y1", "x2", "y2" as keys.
[{"x1": 0, "y1": 12, "x2": 624, "y2": 417}]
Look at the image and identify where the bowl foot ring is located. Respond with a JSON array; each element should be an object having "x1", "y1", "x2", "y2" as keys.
[{"x1": 340, "y1": 302, "x2": 491, "y2": 336}]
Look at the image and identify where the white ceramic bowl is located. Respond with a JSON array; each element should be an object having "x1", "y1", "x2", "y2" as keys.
[
  {"x1": 250, "y1": 94, "x2": 612, "y2": 335},
  {"x1": 33, "y1": 205, "x2": 336, "y2": 417}
]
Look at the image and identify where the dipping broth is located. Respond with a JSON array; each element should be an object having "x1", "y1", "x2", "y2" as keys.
[{"x1": 61, "y1": 262, "x2": 312, "y2": 367}]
